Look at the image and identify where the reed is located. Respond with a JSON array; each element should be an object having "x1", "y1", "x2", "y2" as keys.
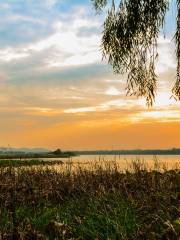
[{"x1": 0, "y1": 160, "x2": 179, "y2": 239}]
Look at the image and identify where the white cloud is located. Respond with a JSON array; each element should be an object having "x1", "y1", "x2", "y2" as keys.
[
  {"x1": 64, "y1": 107, "x2": 97, "y2": 113},
  {"x1": 0, "y1": 8, "x2": 101, "y2": 67},
  {"x1": 132, "y1": 109, "x2": 180, "y2": 123},
  {"x1": 154, "y1": 92, "x2": 180, "y2": 107},
  {"x1": 0, "y1": 48, "x2": 29, "y2": 62},
  {"x1": 7, "y1": 14, "x2": 46, "y2": 24},
  {"x1": 156, "y1": 36, "x2": 176, "y2": 74},
  {"x1": 64, "y1": 98, "x2": 144, "y2": 114},
  {"x1": 105, "y1": 86, "x2": 121, "y2": 96}
]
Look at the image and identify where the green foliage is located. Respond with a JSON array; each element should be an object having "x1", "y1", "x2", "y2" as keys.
[
  {"x1": 73, "y1": 195, "x2": 136, "y2": 239},
  {"x1": 92, "y1": 0, "x2": 180, "y2": 106},
  {"x1": 0, "y1": 196, "x2": 137, "y2": 239},
  {"x1": 173, "y1": 218, "x2": 180, "y2": 234}
]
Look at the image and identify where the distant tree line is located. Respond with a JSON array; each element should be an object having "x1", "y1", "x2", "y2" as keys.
[{"x1": 75, "y1": 148, "x2": 180, "y2": 155}]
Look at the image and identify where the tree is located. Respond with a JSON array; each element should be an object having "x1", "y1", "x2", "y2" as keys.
[
  {"x1": 92, "y1": 0, "x2": 180, "y2": 106},
  {"x1": 52, "y1": 149, "x2": 62, "y2": 155}
]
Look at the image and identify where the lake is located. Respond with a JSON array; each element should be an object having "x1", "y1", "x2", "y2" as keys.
[{"x1": 42, "y1": 154, "x2": 180, "y2": 172}]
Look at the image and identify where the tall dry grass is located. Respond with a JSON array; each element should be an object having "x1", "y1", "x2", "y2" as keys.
[{"x1": 0, "y1": 159, "x2": 179, "y2": 239}]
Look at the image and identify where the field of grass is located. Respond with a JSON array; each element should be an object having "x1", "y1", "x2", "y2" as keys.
[{"x1": 0, "y1": 160, "x2": 180, "y2": 239}]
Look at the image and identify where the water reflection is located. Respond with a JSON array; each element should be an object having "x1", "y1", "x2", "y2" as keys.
[{"x1": 28, "y1": 155, "x2": 180, "y2": 173}]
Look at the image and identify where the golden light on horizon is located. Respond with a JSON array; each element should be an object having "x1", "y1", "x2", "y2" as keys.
[{"x1": 0, "y1": 1, "x2": 179, "y2": 150}]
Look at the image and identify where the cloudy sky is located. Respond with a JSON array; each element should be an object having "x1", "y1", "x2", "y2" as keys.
[{"x1": 0, "y1": 0, "x2": 179, "y2": 150}]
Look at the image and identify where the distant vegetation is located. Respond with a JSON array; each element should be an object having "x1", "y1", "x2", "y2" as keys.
[
  {"x1": 76, "y1": 148, "x2": 180, "y2": 156},
  {"x1": 0, "y1": 148, "x2": 77, "y2": 160},
  {"x1": 0, "y1": 149, "x2": 179, "y2": 161},
  {"x1": 0, "y1": 159, "x2": 63, "y2": 168},
  {"x1": 0, "y1": 161, "x2": 180, "y2": 239}
]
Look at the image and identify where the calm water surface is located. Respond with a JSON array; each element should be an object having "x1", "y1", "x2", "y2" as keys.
[
  {"x1": 44, "y1": 155, "x2": 180, "y2": 171},
  {"x1": 41, "y1": 154, "x2": 180, "y2": 162},
  {"x1": 70, "y1": 154, "x2": 180, "y2": 162}
]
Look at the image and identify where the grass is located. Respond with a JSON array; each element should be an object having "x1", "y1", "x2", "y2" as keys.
[
  {"x1": 1, "y1": 195, "x2": 136, "y2": 239},
  {"x1": 0, "y1": 159, "x2": 64, "y2": 167},
  {"x1": 0, "y1": 160, "x2": 180, "y2": 239}
]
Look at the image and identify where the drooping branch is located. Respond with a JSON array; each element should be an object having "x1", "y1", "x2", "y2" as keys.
[
  {"x1": 92, "y1": 0, "x2": 180, "y2": 105},
  {"x1": 92, "y1": 0, "x2": 108, "y2": 11},
  {"x1": 173, "y1": 0, "x2": 180, "y2": 100}
]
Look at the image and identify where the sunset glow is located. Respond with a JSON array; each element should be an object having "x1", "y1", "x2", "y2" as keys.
[{"x1": 0, "y1": 0, "x2": 179, "y2": 150}]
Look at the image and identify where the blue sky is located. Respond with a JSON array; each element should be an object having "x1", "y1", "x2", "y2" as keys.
[
  {"x1": 0, "y1": 0, "x2": 176, "y2": 48},
  {"x1": 0, "y1": 0, "x2": 179, "y2": 149},
  {"x1": 0, "y1": 0, "x2": 98, "y2": 47}
]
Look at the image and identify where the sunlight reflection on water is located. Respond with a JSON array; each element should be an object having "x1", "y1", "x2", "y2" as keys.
[{"x1": 32, "y1": 155, "x2": 180, "y2": 173}]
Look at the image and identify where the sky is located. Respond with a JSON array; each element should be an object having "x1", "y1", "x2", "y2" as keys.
[{"x1": 0, "y1": 0, "x2": 179, "y2": 150}]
